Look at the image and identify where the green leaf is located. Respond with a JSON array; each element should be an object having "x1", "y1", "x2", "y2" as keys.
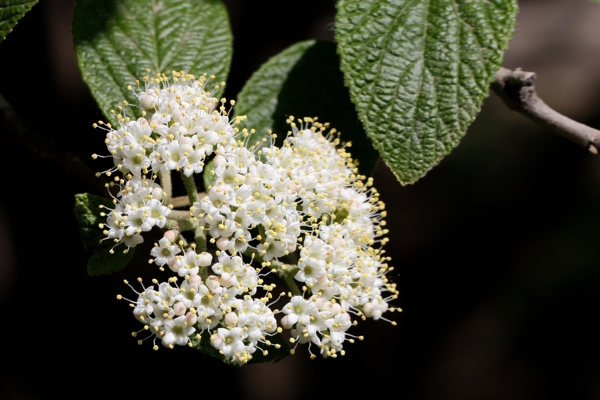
[
  {"x1": 73, "y1": 0, "x2": 232, "y2": 126},
  {"x1": 245, "y1": 331, "x2": 290, "y2": 364},
  {"x1": 336, "y1": 0, "x2": 518, "y2": 184},
  {"x1": 190, "y1": 330, "x2": 290, "y2": 365},
  {"x1": 190, "y1": 331, "x2": 227, "y2": 362},
  {"x1": 235, "y1": 40, "x2": 379, "y2": 176},
  {"x1": 235, "y1": 41, "x2": 313, "y2": 148},
  {"x1": 74, "y1": 192, "x2": 114, "y2": 250},
  {"x1": 0, "y1": 0, "x2": 37, "y2": 44},
  {"x1": 74, "y1": 193, "x2": 135, "y2": 276},
  {"x1": 87, "y1": 245, "x2": 135, "y2": 276}
]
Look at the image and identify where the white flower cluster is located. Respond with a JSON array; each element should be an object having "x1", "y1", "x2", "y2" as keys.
[
  {"x1": 97, "y1": 71, "x2": 398, "y2": 364},
  {"x1": 98, "y1": 73, "x2": 235, "y2": 178},
  {"x1": 122, "y1": 268, "x2": 279, "y2": 364},
  {"x1": 100, "y1": 177, "x2": 171, "y2": 248},
  {"x1": 94, "y1": 73, "x2": 239, "y2": 250}
]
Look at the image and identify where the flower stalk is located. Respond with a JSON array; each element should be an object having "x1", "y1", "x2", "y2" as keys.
[
  {"x1": 159, "y1": 170, "x2": 173, "y2": 204},
  {"x1": 180, "y1": 170, "x2": 199, "y2": 205}
]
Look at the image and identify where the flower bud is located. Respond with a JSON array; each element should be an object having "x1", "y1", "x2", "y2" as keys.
[
  {"x1": 206, "y1": 99, "x2": 216, "y2": 111},
  {"x1": 188, "y1": 275, "x2": 202, "y2": 288},
  {"x1": 331, "y1": 237, "x2": 344, "y2": 250},
  {"x1": 281, "y1": 315, "x2": 294, "y2": 330},
  {"x1": 224, "y1": 311, "x2": 238, "y2": 327},
  {"x1": 168, "y1": 259, "x2": 179, "y2": 273},
  {"x1": 330, "y1": 303, "x2": 342, "y2": 314},
  {"x1": 133, "y1": 306, "x2": 148, "y2": 320},
  {"x1": 164, "y1": 230, "x2": 176, "y2": 242},
  {"x1": 152, "y1": 187, "x2": 164, "y2": 201},
  {"x1": 137, "y1": 117, "x2": 149, "y2": 128},
  {"x1": 140, "y1": 94, "x2": 156, "y2": 109},
  {"x1": 219, "y1": 273, "x2": 236, "y2": 288},
  {"x1": 173, "y1": 301, "x2": 186, "y2": 316},
  {"x1": 172, "y1": 110, "x2": 184, "y2": 124},
  {"x1": 213, "y1": 154, "x2": 227, "y2": 167},
  {"x1": 317, "y1": 275, "x2": 329, "y2": 285},
  {"x1": 186, "y1": 311, "x2": 197, "y2": 325},
  {"x1": 205, "y1": 276, "x2": 220, "y2": 291},
  {"x1": 288, "y1": 181, "x2": 302, "y2": 193},
  {"x1": 314, "y1": 298, "x2": 326, "y2": 312},
  {"x1": 198, "y1": 252, "x2": 212, "y2": 267},
  {"x1": 216, "y1": 237, "x2": 230, "y2": 251},
  {"x1": 363, "y1": 302, "x2": 375, "y2": 318}
]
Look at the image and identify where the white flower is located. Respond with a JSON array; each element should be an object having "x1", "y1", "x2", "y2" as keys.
[
  {"x1": 210, "y1": 327, "x2": 250, "y2": 362},
  {"x1": 132, "y1": 288, "x2": 154, "y2": 323},
  {"x1": 174, "y1": 250, "x2": 202, "y2": 277},
  {"x1": 150, "y1": 237, "x2": 181, "y2": 267},
  {"x1": 161, "y1": 315, "x2": 195, "y2": 347},
  {"x1": 281, "y1": 296, "x2": 318, "y2": 328},
  {"x1": 296, "y1": 237, "x2": 330, "y2": 284}
]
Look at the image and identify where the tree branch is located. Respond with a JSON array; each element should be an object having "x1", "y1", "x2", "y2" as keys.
[{"x1": 491, "y1": 67, "x2": 600, "y2": 154}]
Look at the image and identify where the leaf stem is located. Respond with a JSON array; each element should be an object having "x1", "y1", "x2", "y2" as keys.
[{"x1": 180, "y1": 171, "x2": 199, "y2": 205}]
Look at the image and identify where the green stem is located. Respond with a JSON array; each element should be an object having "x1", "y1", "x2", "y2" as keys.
[
  {"x1": 166, "y1": 210, "x2": 191, "y2": 220},
  {"x1": 195, "y1": 227, "x2": 209, "y2": 280},
  {"x1": 194, "y1": 226, "x2": 207, "y2": 253},
  {"x1": 180, "y1": 171, "x2": 199, "y2": 205},
  {"x1": 282, "y1": 270, "x2": 302, "y2": 296},
  {"x1": 169, "y1": 192, "x2": 207, "y2": 208},
  {"x1": 199, "y1": 265, "x2": 209, "y2": 281},
  {"x1": 159, "y1": 170, "x2": 172, "y2": 204},
  {"x1": 165, "y1": 213, "x2": 195, "y2": 232}
]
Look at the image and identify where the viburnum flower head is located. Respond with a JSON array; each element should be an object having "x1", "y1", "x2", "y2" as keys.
[{"x1": 97, "y1": 70, "x2": 399, "y2": 365}]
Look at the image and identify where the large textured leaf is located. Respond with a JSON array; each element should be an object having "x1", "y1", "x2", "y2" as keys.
[
  {"x1": 0, "y1": 0, "x2": 37, "y2": 44},
  {"x1": 73, "y1": 0, "x2": 232, "y2": 126},
  {"x1": 74, "y1": 193, "x2": 135, "y2": 276},
  {"x1": 336, "y1": 0, "x2": 518, "y2": 184},
  {"x1": 235, "y1": 41, "x2": 313, "y2": 147},
  {"x1": 235, "y1": 40, "x2": 379, "y2": 176}
]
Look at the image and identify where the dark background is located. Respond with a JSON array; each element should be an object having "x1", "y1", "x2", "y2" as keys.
[{"x1": 2, "y1": 0, "x2": 600, "y2": 399}]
